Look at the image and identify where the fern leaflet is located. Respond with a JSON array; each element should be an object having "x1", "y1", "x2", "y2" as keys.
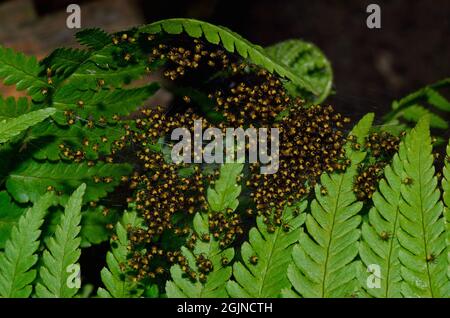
[
  {"x1": 75, "y1": 28, "x2": 112, "y2": 51},
  {"x1": 397, "y1": 118, "x2": 449, "y2": 297},
  {"x1": 0, "y1": 193, "x2": 54, "y2": 297},
  {"x1": 0, "y1": 45, "x2": 48, "y2": 100},
  {"x1": 285, "y1": 113, "x2": 374, "y2": 297},
  {"x1": 227, "y1": 201, "x2": 307, "y2": 298},
  {"x1": 207, "y1": 163, "x2": 244, "y2": 212},
  {"x1": 0, "y1": 108, "x2": 56, "y2": 144},
  {"x1": 6, "y1": 160, "x2": 132, "y2": 204},
  {"x1": 165, "y1": 213, "x2": 234, "y2": 298},
  {"x1": 97, "y1": 210, "x2": 144, "y2": 298},
  {"x1": 443, "y1": 142, "x2": 450, "y2": 283},
  {"x1": 359, "y1": 146, "x2": 404, "y2": 297},
  {"x1": 35, "y1": 184, "x2": 85, "y2": 297}
]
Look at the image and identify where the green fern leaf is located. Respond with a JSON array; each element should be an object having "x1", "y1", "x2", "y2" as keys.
[
  {"x1": 441, "y1": 141, "x2": 450, "y2": 287},
  {"x1": 63, "y1": 46, "x2": 147, "y2": 90},
  {"x1": 227, "y1": 201, "x2": 307, "y2": 298},
  {"x1": 383, "y1": 78, "x2": 450, "y2": 131},
  {"x1": 26, "y1": 120, "x2": 126, "y2": 161},
  {"x1": 0, "y1": 191, "x2": 26, "y2": 249},
  {"x1": 396, "y1": 118, "x2": 449, "y2": 297},
  {"x1": 0, "y1": 96, "x2": 31, "y2": 120},
  {"x1": 285, "y1": 113, "x2": 374, "y2": 297},
  {"x1": 140, "y1": 18, "x2": 320, "y2": 102},
  {"x1": 42, "y1": 48, "x2": 91, "y2": 79},
  {"x1": 0, "y1": 108, "x2": 56, "y2": 144},
  {"x1": 76, "y1": 28, "x2": 112, "y2": 50},
  {"x1": 165, "y1": 213, "x2": 234, "y2": 298},
  {"x1": 0, "y1": 45, "x2": 48, "y2": 100},
  {"x1": 51, "y1": 83, "x2": 159, "y2": 123},
  {"x1": 35, "y1": 184, "x2": 86, "y2": 298},
  {"x1": 97, "y1": 210, "x2": 144, "y2": 298},
  {"x1": 400, "y1": 104, "x2": 448, "y2": 129},
  {"x1": 6, "y1": 160, "x2": 132, "y2": 204},
  {"x1": 0, "y1": 193, "x2": 54, "y2": 297},
  {"x1": 207, "y1": 163, "x2": 244, "y2": 212},
  {"x1": 359, "y1": 146, "x2": 404, "y2": 297},
  {"x1": 266, "y1": 39, "x2": 333, "y2": 103}
]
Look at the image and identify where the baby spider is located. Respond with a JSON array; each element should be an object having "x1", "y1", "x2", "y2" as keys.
[
  {"x1": 402, "y1": 177, "x2": 413, "y2": 185},
  {"x1": 379, "y1": 231, "x2": 392, "y2": 241}
]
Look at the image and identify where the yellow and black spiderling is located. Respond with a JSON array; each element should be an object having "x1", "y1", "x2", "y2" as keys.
[
  {"x1": 353, "y1": 162, "x2": 385, "y2": 201},
  {"x1": 57, "y1": 34, "x2": 378, "y2": 287},
  {"x1": 352, "y1": 131, "x2": 402, "y2": 201},
  {"x1": 246, "y1": 104, "x2": 351, "y2": 219}
]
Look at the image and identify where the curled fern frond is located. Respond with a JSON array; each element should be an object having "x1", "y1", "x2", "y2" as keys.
[
  {"x1": 266, "y1": 39, "x2": 333, "y2": 103},
  {"x1": 397, "y1": 118, "x2": 449, "y2": 297},
  {"x1": 98, "y1": 210, "x2": 144, "y2": 298},
  {"x1": 0, "y1": 193, "x2": 54, "y2": 297},
  {"x1": 0, "y1": 108, "x2": 56, "y2": 144},
  {"x1": 35, "y1": 184, "x2": 85, "y2": 298},
  {"x1": 140, "y1": 18, "x2": 320, "y2": 102},
  {"x1": 227, "y1": 201, "x2": 307, "y2": 298},
  {"x1": 285, "y1": 113, "x2": 374, "y2": 298}
]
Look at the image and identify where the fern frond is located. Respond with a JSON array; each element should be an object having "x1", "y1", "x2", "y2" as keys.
[
  {"x1": 285, "y1": 113, "x2": 374, "y2": 297},
  {"x1": 165, "y1": 213, "x2": 234, "y2": 298},
  {"x1": 0, "y1": 193, "x2": 54, "y2": 297},
  {"x1": 227, "y1": 201, "x2": 307, "y2": 298},
  {"x1": 0, "y1": 96, "x2": 31, "y2": 120},
  {"x1": 359, "y1": 147, "x2": 404, "y2": 297},
  {"x1": 35, "y1": 184, "x2": 85, "y2": 298},
  {"x1": 397, "y1": 118, "x2": 449, "y2": 297},
  {"x1": 63, "y1": 45, "x2": 147, "y2": 90},
  {"x1": 0, "y1": 108, "x2": 56, "y2": 144},
  {"x1": 383, "y1": 78, "x2": 450, "y2": 135},
  {"x1": 207, "y1": 163, "x2": 244, "y2": 212},
  {"x1": 0, "y1": 191, "x2": 26, "y2": 249},
  {"x1": 26, "y1": 121, "x2": 126, "y2": 161},
  {"x1": 140, "y1": 18, "x2": 320, "y2": 102},
  {"x1": 442, "y1": 141, "x2": 450, "y2": 287},
  {"x1": 42, "y1": 48, "x2": 91, "y2": 79},
  {"x1": 398, "y1": 104, "x2": 448, "y2": 130},
  {"x1": 0, "y1": 45, "x2": 48, "y2": 100},
  {"x1": 51, "y1": 83, "x2": 159, "y2": 123},
  {"x1": 266, "y1": 39, "x2": 333, "y2": 103},
  {"x1": 97, "y1": 210, "x2": 144, "y2": 298},
  {"x1": 6, "y1": 160, "x2": 132, "y2": 204},
  {"x1": 76, "y1": 28, "x2": 112, "y2": 51}
]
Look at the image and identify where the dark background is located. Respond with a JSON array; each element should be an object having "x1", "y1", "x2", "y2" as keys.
[{"x1": 1, "y1": 0, "x2": 450, "y2": 118}]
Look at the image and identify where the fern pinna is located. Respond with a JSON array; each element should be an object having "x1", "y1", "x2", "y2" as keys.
[{"x1": 0, "y1": 18, "x2": 449, "y2": 298}]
